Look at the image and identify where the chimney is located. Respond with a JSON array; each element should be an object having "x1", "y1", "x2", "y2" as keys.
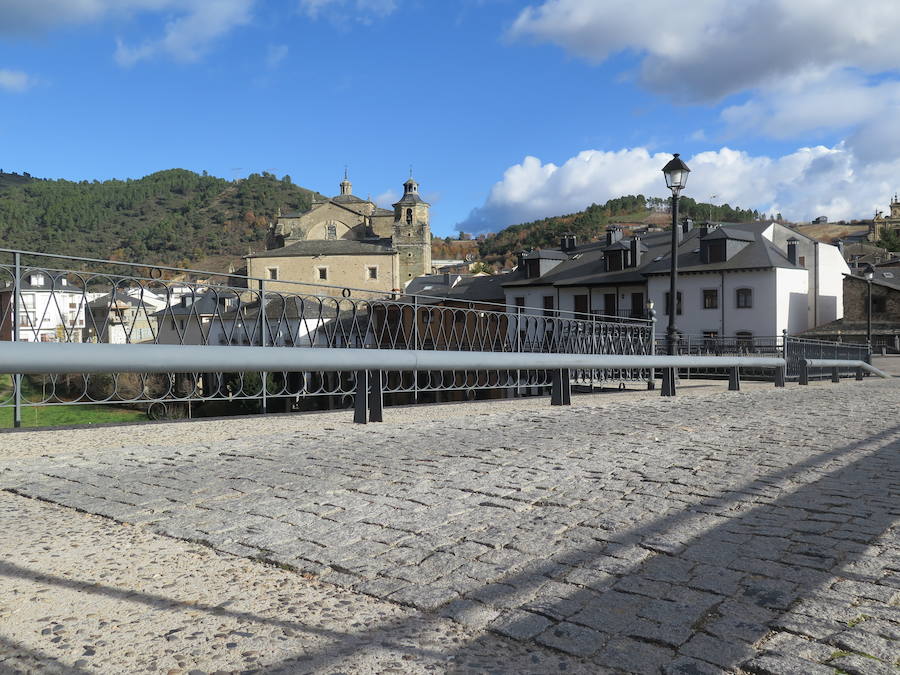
[
  {"x1": 786, "y1": 237, "x2": 799, "y2": 265},
  {"x1": 835, "y1": 238, "x2": 845, "y2": 255},
  {"x1": 698, "y1": 225, "x2": 709, "y2": 238},
  {"x1": 629, "y1": 237, "x2": 642, "y2": 268},
  {"x1": 682, "y1": 218, "x2": 693, "y2": 234},
  {"x1": 559, "y1": 233, "x2": 577, "y2": 252},
  {"x1": 605, "y1": 225, "x2": 623, "y2": 246}
]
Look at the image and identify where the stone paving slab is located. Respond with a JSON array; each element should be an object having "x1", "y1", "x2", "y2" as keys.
[
  {"x1": 1, "y1": 379, "x2": 899, "y2": 673},
  {"x1": 0, "y1": 491, "x2": 597, "y2": 674}
]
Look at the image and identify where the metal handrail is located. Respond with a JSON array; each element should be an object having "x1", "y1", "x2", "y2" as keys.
[
  {"x1": 0, "y1": 341, "x2": 785, "y2": 375},
  {"x1": 804, "y1": 359, "x2": 890, "y2": 378}
]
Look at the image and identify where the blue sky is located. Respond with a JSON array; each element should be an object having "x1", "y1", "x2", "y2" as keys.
[{"x1": 3, "y1": 0, "x2": 900, "y2": 238}]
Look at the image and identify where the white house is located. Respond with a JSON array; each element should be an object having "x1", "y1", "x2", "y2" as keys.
[
  {"x1": 1, "y1": 272, "x2": 91, "y2": 343},
  {"x1": 502, "y1": 222, "x2": 849, "y2": 340}
]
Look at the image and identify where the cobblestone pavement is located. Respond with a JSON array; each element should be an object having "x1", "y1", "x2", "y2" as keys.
[{"x1": 1, "y1": 379, "x2": 899, "y2": 673}]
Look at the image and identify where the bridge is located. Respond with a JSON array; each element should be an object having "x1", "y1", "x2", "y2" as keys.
[{"x1": 1, "y1": 376, "x2": 897, "y2": 673}]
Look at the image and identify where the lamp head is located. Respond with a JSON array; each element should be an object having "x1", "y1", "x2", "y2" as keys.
[{"x1": 662, "y1": 153, "x2": 691, "y2": 195}]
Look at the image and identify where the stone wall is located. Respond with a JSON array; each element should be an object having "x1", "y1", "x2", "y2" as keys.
[
  {"x1": 247, "y1": 253, "x2": 399, "y2": 297},
  {"x1": 843, "y1": 276, "x2": 900, "y2": 320}
]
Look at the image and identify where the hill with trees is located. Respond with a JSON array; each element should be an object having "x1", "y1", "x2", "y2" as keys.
[
  {"x1": 477, "y1": 195, "x2": 763, "y2": 268},
  {"x1": 0, "y1": 169, "x2": 318, "y2": 270}
]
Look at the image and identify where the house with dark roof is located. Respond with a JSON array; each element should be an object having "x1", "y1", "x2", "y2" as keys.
[
  {"x1": 502, "y1": 221, "x2": 849, "y2": 339},
  {"x1": 246, "y1": 173, "x2": 431, "y2": 297}
]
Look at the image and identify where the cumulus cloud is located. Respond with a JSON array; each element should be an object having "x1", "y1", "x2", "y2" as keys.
[
  {"x1": 298, "y1": 0, "x2": 397, "y2": 22},
  {"x1": 509, "y1": 1, "x2": 900, "y2": 169},
  {"x1": 458, "y1": 145, "x2": 900, "y2": 234},
  {"x1": 509, "y1": 0, "x2": 900, "y2": 103},
  {"x1": 114, "y1": 0, "x2": 253, "y2": 66},
  {"x1": 374, "y1": 189, "x2": 399, "y2": 209},
  {"x1": 0, "y1": 0, "x2": 254, "y2": 65},
  {"x1": 0, "y1": 68, "x2": 35, "y2": 92}
]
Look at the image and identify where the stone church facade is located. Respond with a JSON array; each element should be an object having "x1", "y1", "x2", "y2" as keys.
[
  {"x1": 246, "y1": 174, "x2": 432, "y2": 296},
  {"x1": 872, "y1": 194, "x2": 900, "y2": 241}
]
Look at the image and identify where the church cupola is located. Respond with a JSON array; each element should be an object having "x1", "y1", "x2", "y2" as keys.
[{"x1": 340, "y1": 169, "x2": 352, "y2": 196}]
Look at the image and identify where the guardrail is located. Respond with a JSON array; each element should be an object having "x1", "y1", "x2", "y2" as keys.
[
  {"x1": 0, "y1": 248, "x2": 654, "y2": 424},
  {"x1": 0, "y1": 341, "x2": 789, "y2": 423},
  {"x1": 799, "y1": 359, "x2": 890, "y2": 384}
]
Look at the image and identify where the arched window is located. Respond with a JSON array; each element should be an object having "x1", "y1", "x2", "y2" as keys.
[{"x1": 406, "y1": 208, "x2": 413, "y2": 225}]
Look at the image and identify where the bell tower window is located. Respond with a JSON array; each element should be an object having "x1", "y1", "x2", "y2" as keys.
[{"x1": 406, "y1": 208, "x2": 413, "y2": 225}]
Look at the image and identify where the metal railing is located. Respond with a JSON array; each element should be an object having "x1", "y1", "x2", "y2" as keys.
[
  {"x1": 658, "y1": 334, "x2": 870, "y2": 381},
  {"x1": 0, "y1": 248, "x2": 654, "y2": 423}
]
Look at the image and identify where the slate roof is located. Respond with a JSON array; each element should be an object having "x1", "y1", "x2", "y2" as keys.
[
  {"x1": 503, "y1": 223, "x2": 802, "y2": 289},
  {"x1": 88, "y1": 291, "x2": 142, "y2": 309},
  {"x1": 247, "y1": 238, "x2": 395, "y2": 259},
  {"x1": 406, "y1": 272, "x2": 519, "y2": 305},
  {"x1": 331, "y1": 194, "x2": 369, "y2": 205}
]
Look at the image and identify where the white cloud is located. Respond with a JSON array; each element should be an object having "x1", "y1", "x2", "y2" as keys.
[
  {"x1": 509, "y1": 0, "x2": 900, "y2": 164},
  {"x1": 509, "y1": 0, "x2": 900, "y2": 103},
  {"x1": 298, "y1": 0, "x2": 397, "y2": 22},
  {"x1": 0, "y1": 0, "x2": 254, "y2": 65},
  {"x1": 458, "y1": 145, "x2": 900, "y2": 234},
  {"x1": 266, "y1": 44, "x2": 288, "y2": 69},
  {"x1": 374, "y1": 189, "x2": 399, "y2": 209},
  {"x1": 0, "y1": 68, "x2": 34, "y2": 92},
  {"x1": 115, "y1": 0, "x2": 253, "y2": 66}
]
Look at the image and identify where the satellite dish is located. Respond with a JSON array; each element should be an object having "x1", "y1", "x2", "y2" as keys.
[{"x1": 465, "y1": 253, "x2": 475, "y2": 262}]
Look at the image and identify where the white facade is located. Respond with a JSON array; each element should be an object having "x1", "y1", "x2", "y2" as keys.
[
  {"x1": 16, "y1": 273, "x2": 88, "y2": 343},
  {"x1": 647, "y1": 268, "x2": 808, "y2": 338},
  {"x1": 760, "y1": 222, "x2": 849, "y2": 327}
]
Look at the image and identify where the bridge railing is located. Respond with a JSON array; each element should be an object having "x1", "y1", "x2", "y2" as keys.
[{"x1": 0, "y1": 248, "x2": 654, "y2": 422}]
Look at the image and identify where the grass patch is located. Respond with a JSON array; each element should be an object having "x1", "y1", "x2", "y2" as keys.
[
  {"x1": 847, "y1": 614, "x2": 872, "y2": 627},
  {"x1": 0, "y1": 402, "x2": 147, "y2": 429},
  {"x1": 0, "y1": 373, "x2": 148, "y2": 428}
]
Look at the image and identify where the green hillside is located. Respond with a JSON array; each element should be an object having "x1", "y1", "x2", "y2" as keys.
[
  {"x1": 478, "y1": 195, "x2": 761, "y2": 268},
  {"x1": 0, "y1": 169, "x2": 318, "y2": 269}
]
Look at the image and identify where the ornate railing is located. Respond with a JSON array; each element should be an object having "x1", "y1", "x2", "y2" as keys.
[{"x1": 0, "y1": 248, "x2": 653, "y2": 422}]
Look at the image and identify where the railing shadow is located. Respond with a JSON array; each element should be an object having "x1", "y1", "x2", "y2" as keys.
[{"x1": 3, "y1": 420, "x2": 897, "y2": 672}]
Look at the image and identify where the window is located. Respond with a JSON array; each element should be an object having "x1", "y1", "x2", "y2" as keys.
[
  {"x1": 736, "y1": 331, "x2": 754, "y2": 349},
  {"x1": 736, "y1": 288, "x2": 753, "y2": 308},
  {"x1": 406, "y1": 208, "x2": 413, "y2": 225},
  {"x1": 366, "y1": 266, "x2": 378, "y2": 280},
  {"x1": 326, "y1": 223, "x2": 337, "y2": 240},
  {"x1": 543, "y1": 295, "x2": 555, "y2": 317},
  {"x1": 873, "y1": 296, "x2": 887, "y2": 313},
  {"x1": 798, "y1": 256, "x2": 806, "y2": 267},
  {"x1": 267, "y1": 267, "x2": 278, "y2": 280},
  {"x1": 574, "y1": 294, "x2": 588, "y2": 315},
  {"x1": 317, "y1": 267, "x2": 328, "y2": 281},
  {"x1": 664, "y1": 291, "x2": 683, "y2": 315},
  {"x1": 703, "y1": 330, "x2": 719, "y2": 350},
  {"x1": 703, "y1": 289, "x2": 718, "y2": 309}
]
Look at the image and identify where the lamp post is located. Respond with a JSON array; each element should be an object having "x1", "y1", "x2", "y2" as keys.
[
  {"x1": 661, "y1": 153, "x2": 691, "y2": 396},
  {"x1": 864, "y1": 265, "x2": 874, "y2": 362}
]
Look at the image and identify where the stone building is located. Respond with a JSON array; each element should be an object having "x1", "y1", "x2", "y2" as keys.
[
  {"x1": 246, "y1": 173, "x2": 431, "y2": 296},
  {"x1": 803, "y1": 269, "x2": 900, "y2": 352},
  {"x1": 871, "y1": 194, "x2": 900, "y2": 241}
]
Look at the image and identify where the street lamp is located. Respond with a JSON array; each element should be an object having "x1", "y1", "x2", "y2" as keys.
[
  {"x1": 661, "y1": 153, "x2": 691, "y2": 396},
  {"x1": 864, "y1": 264, "x2": 874, "y2": 362}
]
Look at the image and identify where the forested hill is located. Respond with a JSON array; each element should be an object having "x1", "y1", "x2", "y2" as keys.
[
  {"x1": 0, "y1": 169, "x2": 318, "y2": 269},
  {"x1": 477, "y1": 195, "x2": 762, "y2": 267}
]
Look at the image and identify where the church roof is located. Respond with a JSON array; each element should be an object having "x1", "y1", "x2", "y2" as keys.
[
  {"x1": 393, "y1": 192, "x2": 427, "y2": 206},
  {"x1": 331, "y1": 194, "x2": 369, "y2": 205},
  {"x1": 247, "y1": 238, "x2": 395, "y2": 259}
]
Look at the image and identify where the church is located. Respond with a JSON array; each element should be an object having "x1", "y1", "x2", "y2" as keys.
[
  {"x1": 872, "y1": 194, "x2": 900, "y2": 242},
  {"x1": 246, "y1": 173, "x2": 432, "y2": 295}
]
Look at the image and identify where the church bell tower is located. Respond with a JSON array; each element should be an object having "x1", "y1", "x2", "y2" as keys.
[{"x1": 392, "y1": 175, "x2": 431, "y2": 283}]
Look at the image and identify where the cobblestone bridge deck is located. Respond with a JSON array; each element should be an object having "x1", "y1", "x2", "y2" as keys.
[{"x1": 0, "y1": 379, "x2": 898, "y2": 674}]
